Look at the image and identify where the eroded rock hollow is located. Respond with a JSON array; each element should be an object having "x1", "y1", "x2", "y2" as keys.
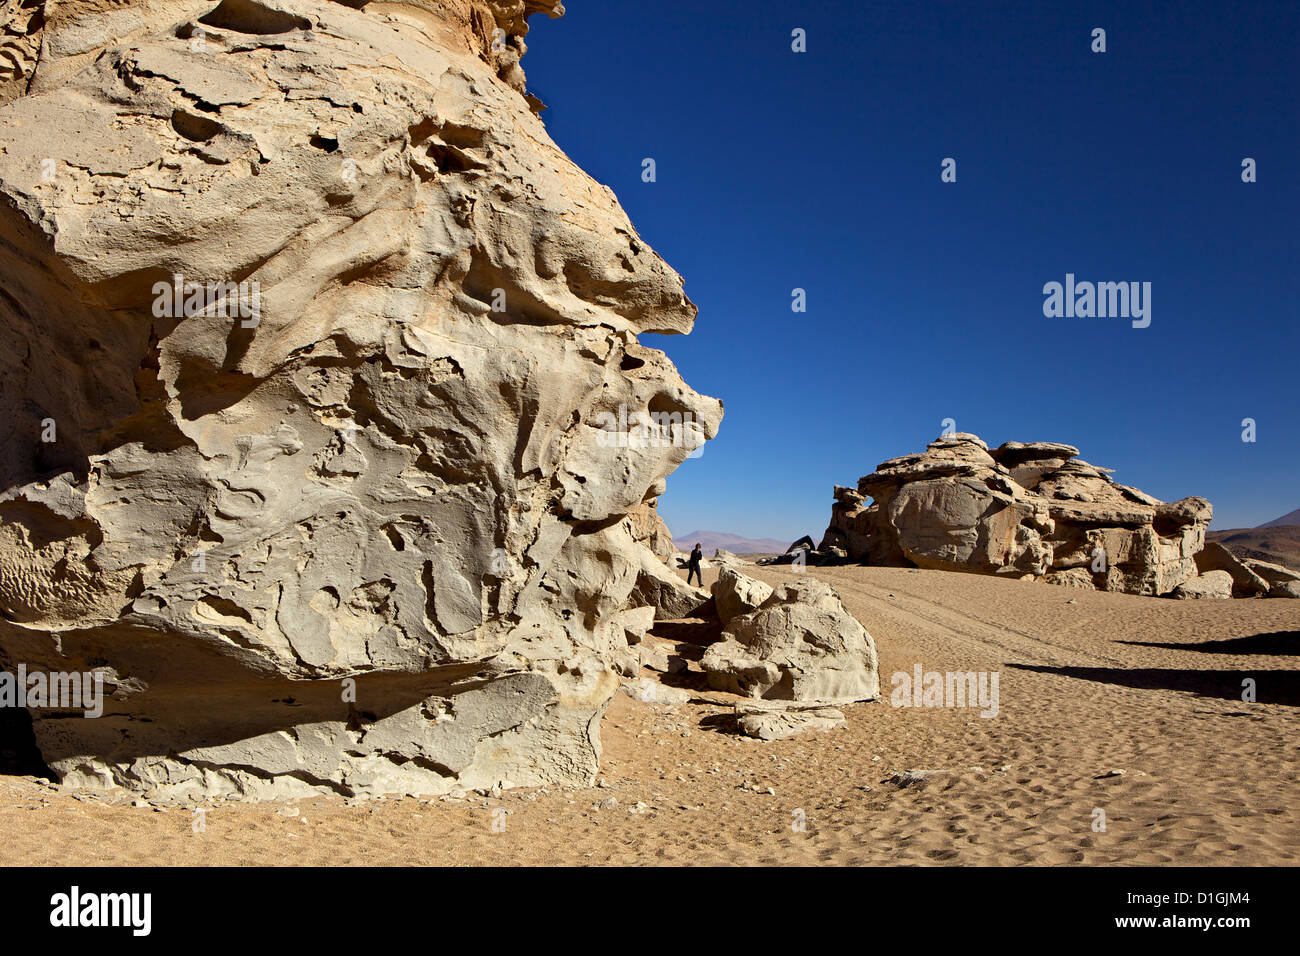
[{"x1": 0, "y1": 0, "x2": 721, "y2": 799}]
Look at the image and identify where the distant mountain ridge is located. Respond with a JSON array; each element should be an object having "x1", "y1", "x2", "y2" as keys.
[
  {"x1": 674, "y1": 530, "x2": 789, "y2": 555},
  {"x1": 1208, "y1": 522, "x2": 1300, "y2": 572},
  {"x1": 1259, "y1": 508, "x2": 1300, "y2": 528}
]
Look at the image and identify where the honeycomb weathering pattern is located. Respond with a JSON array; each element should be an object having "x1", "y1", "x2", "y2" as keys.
[{"x1": 0, "y1": 0, "x2": 722, "y2": 798}]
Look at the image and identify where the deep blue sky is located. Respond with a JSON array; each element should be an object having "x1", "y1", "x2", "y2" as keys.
[{"x1": 526, "y1": 0, "x2": 1299, "y2": 540}]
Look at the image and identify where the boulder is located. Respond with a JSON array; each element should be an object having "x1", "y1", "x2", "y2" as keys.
[
  {"x1": 1194, "y1": 542, "x2": 1269, "y2": 597},
  {"x1": 630, "y1": 551, "x2": 713, "y2": 620},
  {"x1": 711, "y1": 566, "x2": 774, "y2": 624},
  {"x1": 821, "y1": 433, "x2": 1213, "y2": 596},
  {"x1": 1170, "y1": 571, "x2": 1234, "y2": 600},
  {"x1": 620, "y1": 678, "x2": 691, "y2": 707},
  {"x1": 1241, "y1": 559, "x2": 1300, "y2": 598},
  {"x1": 0, "y1": 0, "x2": 723, "y2": 800},
  {"x1": 701, "y1": 579, "x2": 879, "y2": 703},
  {"x1": 617, "y1": 607, "x2": 657, "y2": 646},
  {"x1": 636, "y1": 634, "x2": 687, "y2": 674},
  {"x1": 734, "y1": 701, "x2": 846, "y2": 741}
]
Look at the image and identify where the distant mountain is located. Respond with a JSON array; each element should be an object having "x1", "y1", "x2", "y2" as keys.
[
  {"x1": 673, "y1": 530, "x2": 790, "y2": 555},
  {"x1": 1207, "y1": 525, "x2": 1300, "y2": 572},
  {"x1": 1259, "y1": 508, "x2": 1300, "y2": 528}
]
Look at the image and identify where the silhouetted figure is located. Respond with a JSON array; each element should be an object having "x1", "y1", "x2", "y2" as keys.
[{"x1": 687, "y1": 543, "x2": 703, "y2": 586}]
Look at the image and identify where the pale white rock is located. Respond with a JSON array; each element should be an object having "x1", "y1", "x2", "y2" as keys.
[
  {"x1": 0, "y1": 0, "x2": 721, "y2": 800},
  {"x1": 620, "y1": 678, "x2": 690, "y2": 707},
  {"x1": 734, "y1": 700, "x2": 846, "y2": 741},
  {"x1": 711, "y1": 566, "x2": 774, "y2": 624},
  {"x1": 636, "y1": 634, "x2": 685, "y2": 674},
  {"x1": 711, "y1": 548, "x2": 748, "y2": 567},
  {"x1": 617, "y1": 606, "x2": 657, "y2": 646},
  {"x1": 1170, "y1": 571, "x2": 1234, "y2": 600}
]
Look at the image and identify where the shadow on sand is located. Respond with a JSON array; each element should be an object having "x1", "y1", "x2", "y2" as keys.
[
  {"x1": 1118, "y1": 630, "x2": 1299, "y2": 656},
  {"x1": 1008, "y1": 662, "x2": 1300, "y2": 707}
]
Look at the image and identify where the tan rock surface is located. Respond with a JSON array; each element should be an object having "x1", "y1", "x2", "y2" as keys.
[
  {"x1": 821, "y1": 433, "x2": 1211, "y2": 596},
  {"x1": 701, "y1": 578, "x2": 880, "y2": 704}
]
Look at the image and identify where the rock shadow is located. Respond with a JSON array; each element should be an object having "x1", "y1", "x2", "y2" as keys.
[{"x1": 1009, "y1": 662, "x2": 1300, "y2": 707}]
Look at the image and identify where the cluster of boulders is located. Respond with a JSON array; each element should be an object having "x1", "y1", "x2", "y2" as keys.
[
  {"x1": 756, "y1": 535, "x2": 849, "y2": 568},
  {"x1": 702, "y1": 568, "x2": 879, "y2": 739},
  {"x1": 791, "y1": 432, "x2": 1293, "y2": 599},
  {"x1": 1178, "y1": 544, "x2": 1300, "y2": 599},
  {"x1": 609, "y1": 553, "x2": 881, "y2": 740}
]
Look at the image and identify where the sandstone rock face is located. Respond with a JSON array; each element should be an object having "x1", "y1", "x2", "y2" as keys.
[
  {"x1": 701, "y1": 579, "x2": 880, "y2": 704},
  {"x1": 0, "y1": 0, "x2": 721, "y2": 799},
  {"x1": 627, "y1": 499, "x2": 677, "y2": 562},
  {"x1": 820, "y1": 434, "x2": 1211, "y2": 597}
]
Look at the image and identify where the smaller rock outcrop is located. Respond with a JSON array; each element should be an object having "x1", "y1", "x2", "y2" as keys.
[
  {"x1": 817, "y1": 433, "x2": 1213, "y2": 597},
  {"x1": 701, "y1": 578, "x2": 880, "y2": 704},
  {"x1": 1242, "y1": 559, "x2": 1300, "y2": 599},
  {"x1": 711, "y1": 548, "x2": 748, "y2": 568},
  {"x1": 1194, "y1": 543, "x2": 1269, "y2": 597}
]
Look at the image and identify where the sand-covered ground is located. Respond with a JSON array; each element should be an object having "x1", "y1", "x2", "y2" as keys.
[{"x1": 2, "y1": 565, "x2": 1296, "y2": 866}]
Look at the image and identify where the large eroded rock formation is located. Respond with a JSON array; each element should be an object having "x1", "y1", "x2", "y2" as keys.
[
  {"x1": 820, "y1": 433, "x2": 1211, "y2": 596},
  {"x1": 0, "y1": 0, "x2": 721, "y2": 798}
]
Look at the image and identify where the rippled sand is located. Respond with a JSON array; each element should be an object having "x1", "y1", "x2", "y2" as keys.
[{"x1": 2, "y1": 564, "x2": 1295, "y2": 866}]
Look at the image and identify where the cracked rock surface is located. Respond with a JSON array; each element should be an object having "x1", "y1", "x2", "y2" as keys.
[{"x1": 0, "y1": 0, "x2": 720, "y2": 799}]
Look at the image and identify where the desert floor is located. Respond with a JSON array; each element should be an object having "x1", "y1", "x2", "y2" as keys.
[{"x1": 2, "y1": 564, "x2": 1296, "y2": 866}]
